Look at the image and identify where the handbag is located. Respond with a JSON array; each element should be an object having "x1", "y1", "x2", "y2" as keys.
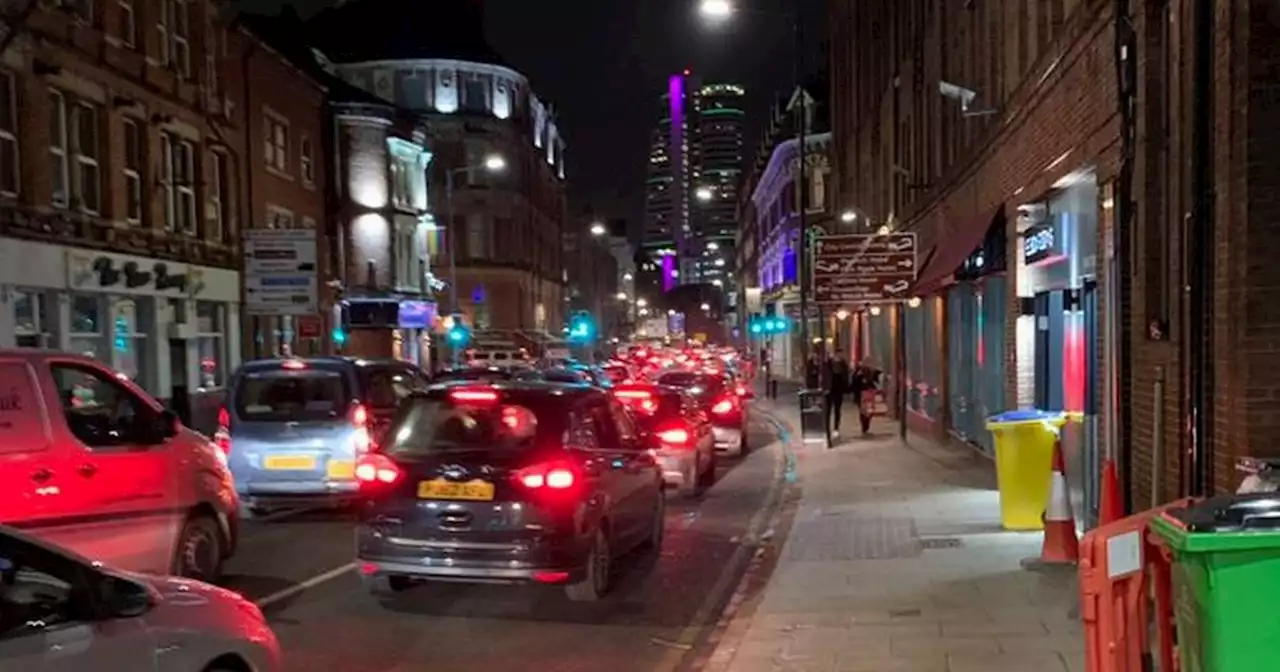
[{"x1": 860, "y1": 389, "x2": 888, "y2": 416}]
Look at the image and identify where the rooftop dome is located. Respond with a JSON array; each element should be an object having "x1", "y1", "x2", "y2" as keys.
[{"x1": 306, "y1": 0, "x2": 508, "y2": 67}]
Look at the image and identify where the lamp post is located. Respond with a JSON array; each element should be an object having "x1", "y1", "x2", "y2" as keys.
[
  {"x1": 698, "y1": 0, "x2": 811, "y2": 359},
  {"x1": 442, "y1": 153, "x2": 506, "y2": 362}
]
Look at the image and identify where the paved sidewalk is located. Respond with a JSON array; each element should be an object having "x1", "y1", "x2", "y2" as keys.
[{"x1": 710, "y1": 399, "x2": 1084, "y2": 672}]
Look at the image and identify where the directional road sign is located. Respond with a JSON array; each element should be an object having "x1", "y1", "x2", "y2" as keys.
[
  {"x1": 812, "y1": 233, "x2": 918, "y2": 304},
  {"x1": 244, "y1": 229, "x2": 318, "y2": 315}
]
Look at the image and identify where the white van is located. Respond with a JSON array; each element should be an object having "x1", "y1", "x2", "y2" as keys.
[{"x1": 0, "y1": 350, "x2": 239, "y2": 582}]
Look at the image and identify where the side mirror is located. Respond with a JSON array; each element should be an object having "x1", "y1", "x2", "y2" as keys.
[
  {"x1": 98, "y1": 575, "x2": 153, "y2": 619},
  {"x1": 153, "y1": 409, "x2": 180, "y2": 441}
]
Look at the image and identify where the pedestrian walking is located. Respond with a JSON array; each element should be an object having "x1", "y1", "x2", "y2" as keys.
[
  {"x1": 850, "y1": 357, "x2": 882, "y2": 436},
  {"x1": 824, "y1": 351, "x2": 851, "y2": 438}
]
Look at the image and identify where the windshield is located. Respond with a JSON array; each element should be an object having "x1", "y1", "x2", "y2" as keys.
[
  {"x1": 382, "y1": 393, "x2": 565, "y2": 456},
  {"x1": 234, "y1": 367, "x2": 349, "y2": 422}
]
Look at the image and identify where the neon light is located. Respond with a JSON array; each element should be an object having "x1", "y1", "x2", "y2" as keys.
[
  {"x1": 1064, "y1": 312, "x2": 1085, "y2": 413},
  {"x1": 662, "y1": 255, "x2": 677, "y2": 292}
]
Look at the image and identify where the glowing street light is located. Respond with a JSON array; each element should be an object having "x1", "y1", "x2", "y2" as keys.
[
  {"x1": 698, "y1": 0, "x2": 733, "y2": 20},
  {"x1": 840, "y1": 210, "x2": 858, "y2": 223},
  {"x1": 695, "y1": 186, "x2": 714, "y2": 202},
  {"x1": 707, "y1": 242, "x2": 719, "y2": 251},
  {"x1": 616, "y1": 292, "x2": 628, "y2": 301},
  {"x1": 700, "y1": 302, "x2": 711, "y2": 311},
  {"x1": 483, "y1": 154, "x2": 507, "y2": 172},
  {"x1": 835, "y1": 309, "x2": 850, "y2": 320},
  {"x1": 589, "y1": 222, "x2": 606, "y2": 236},
  {"x1": 712, "y1": 279, "x2": 723, "y2": 287},
  {"x1": 622, "y1": 272, "x2": 633, "y2": 281},
  {"x1": 636, "y1": 298, "x2": 648, "y2": 308},
  {"x1": 668, "y1": 309, "x2": 677, "y2": 316}
]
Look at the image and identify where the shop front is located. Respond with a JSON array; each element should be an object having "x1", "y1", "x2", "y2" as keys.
[
  {"x1": 0, "y1": 238, "x2": 241, "y2": 421},
  {"x1": 944, "y1": 211, "x2": 1009, "y2": 455},
  {"x1": 1015, "y1": 170, "x2": 1100, "y2": 528},
  {"x1": 340, "y1": 296, "x2": 437, "y2": 371}
]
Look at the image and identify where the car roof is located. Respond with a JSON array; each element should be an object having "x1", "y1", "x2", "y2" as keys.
[
  {"x1": 237, "y1": 356, "x2": 410, "y2": 371},
  {"x1": 424, "y1": 379, "x2": 602, "y2": 401},
  {"x1": 0, "y1": 348, "x2": 101, "y2": 364}
]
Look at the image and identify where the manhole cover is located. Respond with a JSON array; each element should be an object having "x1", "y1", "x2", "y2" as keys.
[
  {"x1": 919, "y1": 537, "x2": 963, "y2": 550},
  {"x1": 787, "y1": 517, "x2": 921, "y2": 560}
]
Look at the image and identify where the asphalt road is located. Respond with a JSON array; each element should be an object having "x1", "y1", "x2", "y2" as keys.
[{"x1": 221, "y1": 412, "x2": 784, "y2": 672}]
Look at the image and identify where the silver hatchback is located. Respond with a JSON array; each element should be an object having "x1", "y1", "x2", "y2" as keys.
[{"x1": 220, "y1": 357, "x2": 429, "y2": 515}]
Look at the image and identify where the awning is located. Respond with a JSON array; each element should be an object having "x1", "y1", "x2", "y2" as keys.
[{"x1": 911, "y1": 205, "x2": 1006, "y2": 296}]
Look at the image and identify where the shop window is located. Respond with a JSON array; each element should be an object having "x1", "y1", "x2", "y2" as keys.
[
  {"x1": 69, "y1": 295, "x2": 103, "y2": 358},
  {"x1": 196, "y1": 301, "x2": 224, "y2": 389},
  {"x1": 13, "y1": 290, "x2": 49, "y2": 349}
]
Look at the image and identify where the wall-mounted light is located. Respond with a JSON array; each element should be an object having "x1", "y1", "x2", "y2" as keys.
[
  {"x1": 907, "y1": 297, "x2": 923, "y2": 308},
  {"x1": 869, "y1": 305, "x2": 882, "y2": 316},
  {"x1": 835, "y1": 309, "x2": 850, "y2": 320}
]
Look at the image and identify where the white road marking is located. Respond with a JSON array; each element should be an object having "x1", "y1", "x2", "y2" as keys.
[
  {"x1": 254, "y1": 562, "x2": 357, "y2": 608},
  {"x1": 653, "y1": 421, "x2": 789, "y2": 672}
]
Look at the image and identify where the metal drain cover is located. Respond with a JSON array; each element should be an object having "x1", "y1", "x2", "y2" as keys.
[{"x1": 919, "y1": 537, "x2": 963, "y2": 550}]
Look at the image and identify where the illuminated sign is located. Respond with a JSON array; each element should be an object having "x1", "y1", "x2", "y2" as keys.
[{"x1": 1022, "y1": 224, "x2": 1058, "y2": 264}]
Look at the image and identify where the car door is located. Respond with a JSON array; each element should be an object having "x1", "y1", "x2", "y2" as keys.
[
  {"x1": 0, "y1": 359, "x2": 60, "y2": 530},
  {"x1": 0, "y1": 531, "x2": 156, "y2": 672},
  {"x1": 607, "y1": 398, "x2": 659, "y2": 529},
  {"x1": 577, "y1": 398, "x2": 643, "y2": 542},
  {"x1": 42, "y1": 362, "x2": 178, "y2": 575},
  {"x1": 587, "y1": 398, "x2": 652, "y2": 545}
]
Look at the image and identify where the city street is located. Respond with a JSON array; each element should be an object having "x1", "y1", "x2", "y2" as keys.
[{"x1": 219, "y1": 415, "x2": 785, "y2": 672}]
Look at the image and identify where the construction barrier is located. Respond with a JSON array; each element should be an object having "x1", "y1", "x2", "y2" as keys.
[{"x1": 1078, "y1": 497, "x2": 1198, "y2": 672}]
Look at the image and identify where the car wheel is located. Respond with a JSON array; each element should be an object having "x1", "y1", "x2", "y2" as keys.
[
  {"x1": 698, "y1": 451, "x2": 718, "y2": 488},
  {"x1": 363, "y1": 574, "x2": 413, "y2": 598},
  {"x1": 565, "y1": 528, "x2": 612, "y2": 602},
  {"x1": 173, "y1": 515, "x2": 224, "y2": 583},
  {"x1": 244, "y1": 505, "x2": 273, "y2": 519},
  {"x1": 641, "y1": 492, "x2": 666, "y2": 551}
]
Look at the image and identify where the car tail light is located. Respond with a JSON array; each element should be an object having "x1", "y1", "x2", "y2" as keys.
[
  {"x1": 656, "y1": 427, "x2": 691, "y2": 445},
  {"x1": 515, "y1": 463, "x2": 578, "y2": 490},
  {"x1": 214, "y1": 407, "x2": 232, "y2": 456},
  {"x1": 735, "y1": 385, "x2": 748, "y2": 397},
  {"x1": 348, "y1": 403, "x2": 375, "y2": 453},
  {"x1": 281, "y1": 359, "x2": 306, "y2": 370},
  {"x1": 711, "y1": 397, "x2": 737, "y2": 415},
  {"x1": 450, "y1": 387, "x2": 499, "y2": 403},
  {"x1": 614, "y1": 388, "x2": 658, "y2": 414},
  {"x1": 355, "y1": 454, "x2": 402, "y2": 485}
]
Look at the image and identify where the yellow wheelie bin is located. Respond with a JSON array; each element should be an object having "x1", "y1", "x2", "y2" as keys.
[{"x1": 985, "y1": 409, "x2": 1068, "y2": 530}]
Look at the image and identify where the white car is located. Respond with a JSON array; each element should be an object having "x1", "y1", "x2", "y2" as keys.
[{"x1": 0, "y1": 526, "x2": 279, "y2": 672}]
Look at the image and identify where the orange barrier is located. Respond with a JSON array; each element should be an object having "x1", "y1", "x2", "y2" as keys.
[{"x1": 1078, "y1": 497, "x2": 1197, "y2": 672}]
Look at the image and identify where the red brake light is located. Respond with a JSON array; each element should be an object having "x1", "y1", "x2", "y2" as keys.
[
  {"x1": 450, "y1": 388, "x2": 499, "y2": 403},
  {"x1": 355, "y1": 454, "x2": 401, "y2": 485},
  {"x1": 735, "y1": 385, "x2": 747, "y2": 397},
  {"x1": 515, "y1": 463, "x2": 578, "y2": 490},
  {"x1": 657, "y1": 427, "x2": 690, "y2": 444},
  {"x1": 281, "y1": 359, "x2": 306, "y2": 370},
  {"x1": 215, "y1": 407, "x2": 231, "y2": 455},
  {"x1": 614, "y1": 389, "x2": 651, "y2": 400},
  {"x1": 711, "y1": 398, "x2": 736, "y2": 415}
]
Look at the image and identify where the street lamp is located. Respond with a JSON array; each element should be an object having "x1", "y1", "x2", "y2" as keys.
[
  {"x1": 696, "y1": 0, "x2": 812, "y2": 355},
  {"x1": 636, "y1": 298, "x2": 648, "y2": 308},
  {"x1": 442, "y1": 153, "x2": 506, "y2": 363},
  {"x1": 623, "y1": 272, "x2": 633, "y2": 281},
  {"x1": 589, "y1": 222, "x2": 607, "y2": 236},
  {"x1": 616, "y1": 292, "x2": 628, "y2": 301},
  {"x1": 698, "y1": 0, "x2": 733, "y2": 20}
]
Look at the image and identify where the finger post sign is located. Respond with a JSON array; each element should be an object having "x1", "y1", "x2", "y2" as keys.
[{"x1": 812, "y1": 233, "x2": 919, "y2": 304}]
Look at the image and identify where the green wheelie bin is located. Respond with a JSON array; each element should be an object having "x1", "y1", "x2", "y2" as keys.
[{"x1": 1150, "y1": 494, "x2": 1280, "y2": 672}]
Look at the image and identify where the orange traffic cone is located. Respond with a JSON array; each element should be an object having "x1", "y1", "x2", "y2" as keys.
[
  {"x1": 1022, "y1": 437, "x2": 1079, "y2": 570},
  {"x1": 1097, "y1": 457, "x2": 1123, "y2": 526}
]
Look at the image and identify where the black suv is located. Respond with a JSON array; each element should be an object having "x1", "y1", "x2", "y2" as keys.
[{"x1": 354, "y1": 381, "x2": 665, "y2": 602}]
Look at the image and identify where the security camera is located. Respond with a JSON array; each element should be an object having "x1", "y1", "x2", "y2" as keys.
[
  {"x1": 938, "y1": 80, "x2": 997, "y2": 117},
  {"x1": 938, "y1": 80, "x2": 976, "y2": 108}
]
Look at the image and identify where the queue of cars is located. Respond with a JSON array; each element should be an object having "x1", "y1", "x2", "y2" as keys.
[{"x1": 0, "y1": 344, "x2": 752, "y2": 668}]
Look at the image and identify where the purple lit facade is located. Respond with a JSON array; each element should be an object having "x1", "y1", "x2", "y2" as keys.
[
  {"x1": 668, "y1": 74, "x2": 689, "y2": 268},
  {"x1": 662, "y1": 254, "x2": 677, "y2": 292}
]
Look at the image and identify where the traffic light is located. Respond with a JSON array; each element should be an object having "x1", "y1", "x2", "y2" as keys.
[
  {"x1": 444, "y1": 313, "x2": 471, "y2": 349},
  {"x1": 331, "y1": 326, "x2": 348, "y2": 348},
  {"x1": 568, "y1": 311, "x2": 596, "y2": 343},
  {"x1": 747, "y1": 314, "x2": 789, "y2": 338}
]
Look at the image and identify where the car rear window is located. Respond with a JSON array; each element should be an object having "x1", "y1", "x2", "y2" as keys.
[
  {"x1": 382, "y1": 392, "x2": 566, "y2": 456},
  {"x1": 602, "y1": 366, "x2": 628, "y2": 383},
  {"x1": 541, "y1": 369, "x2": 588, "y2": 384},
  {"x1": 618, "y1": 390, "x2": 685, "y2": 428},
  {"x1": 234, "y1": 366, "x2": 349, "y2": 422}
]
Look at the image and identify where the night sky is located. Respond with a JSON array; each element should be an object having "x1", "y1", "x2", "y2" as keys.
[{"x1": 248, "y1": 0, "x2": 826, "y2": 231}]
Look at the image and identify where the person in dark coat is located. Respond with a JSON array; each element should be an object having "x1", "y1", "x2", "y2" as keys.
[
  {"x1": 850, "y1": 357, "x2": 882, "y2": 435},
  {"x1": 824, "y1": 352, "x2": 851, "y2": 437}
]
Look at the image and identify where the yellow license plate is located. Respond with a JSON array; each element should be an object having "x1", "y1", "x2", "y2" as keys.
[
  {"x1": 417, "y1": 479, "x2": 495, "y2": 501},
  {"x1": 264, "y1": 455, "x2": 317, "y2": 470},
  {"x1": 326, "y1": 459, "x2": 355, "y2": 479}
]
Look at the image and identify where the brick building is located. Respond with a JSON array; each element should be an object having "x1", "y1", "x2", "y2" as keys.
[
  {"x1": 306, "y1": 0, "x2": 569, "y2": 358},
  {"x1": 829, "y1": 0, "x2": 1280, "y2": 517},
  {"x1": 0, "y1": 0, "x2": 254, "y2": 416},
  {"x1": 829, "y1": 0, "x2": 1119, "y2": 524}
]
